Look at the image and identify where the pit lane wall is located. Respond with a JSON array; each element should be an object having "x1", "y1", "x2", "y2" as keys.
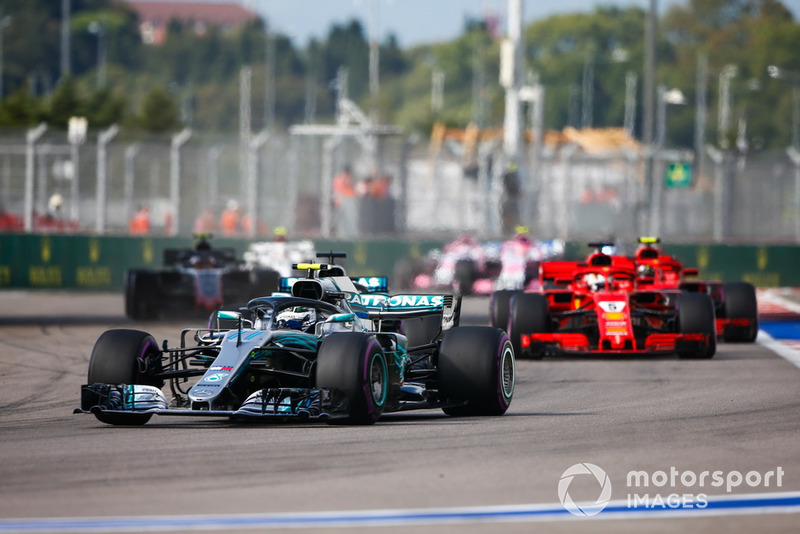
[{"x1": 0, "y1": 233, "x2": 798, "y2": 291}]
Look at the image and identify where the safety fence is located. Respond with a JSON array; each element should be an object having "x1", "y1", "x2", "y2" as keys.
[{"x1": 0, "y1": 126, "x2": 798, "y2": 244}]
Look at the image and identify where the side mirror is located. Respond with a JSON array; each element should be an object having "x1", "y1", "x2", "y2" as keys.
[
  {"x1": 218, "y1": 310, "x2": 241, "y2": 321},
  {"x1": 214, "y1": 309, "x2": 252, "y2": 331},
  {"x1": 328, "y1": 313, "x2": 355, "y2": 323},
  {"x1": 316, "y1": 313, "x2": 357, "y2": 336}
]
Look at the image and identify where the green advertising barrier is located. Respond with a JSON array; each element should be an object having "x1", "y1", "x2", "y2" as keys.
[
  {"x1": 0, "y1": 233, "x2": 798, "y2": 291},
  {"x1": 0, "y1": 234, "x2": 446, "y2": 291}
]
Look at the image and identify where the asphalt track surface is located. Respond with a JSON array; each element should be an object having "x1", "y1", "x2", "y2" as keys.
[{"x1": 0, "y1": 291, "x2": 798, "y2": 533}]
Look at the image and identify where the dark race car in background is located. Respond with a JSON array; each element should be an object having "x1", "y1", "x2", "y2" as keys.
[
  {"x1": 125, "y1": 235, "x2": 280, "y2": 320},
  {"x1": 79, "y1": 255, "x2": 515, "y2": 425}
]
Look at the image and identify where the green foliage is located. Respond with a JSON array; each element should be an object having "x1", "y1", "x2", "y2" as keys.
[
  {"x1": 0, "y1": 85, "x2": 43, "y2": 126},
  {"x1": 84, "y1": 88, "x2": 125, "y2": 128},
  {"x1": 136, "y1": 86, "x2": 181, "y2": 133},
  {"x1": 0, "y1": 0, "x2": 799, "y2": 149},
  {"x1": 47, "y1": 77, "x2": 83, "y2": 127}
]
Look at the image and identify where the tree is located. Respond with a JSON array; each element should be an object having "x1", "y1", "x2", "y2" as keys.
[
  {"x1": 0, "y1": 85, "x2": 43, "y2": 125},
  {"x1": 47, "y1": 76, "x2": 83, "y2": 127},
  {"x1": 85, "y1": 88, "x2": 125, "y2": 128},
  {"x1": 136, "y1": 86, "x2": 181, "y2": 132}
]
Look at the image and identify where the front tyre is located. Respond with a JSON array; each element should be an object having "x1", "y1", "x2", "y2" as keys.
[
  {"x1": 489, "y1": 289, "x2": 517, "y2": 331},
  {"x1": 454, "y1": 259, "x2": 477, "y2": 295},
  {"x1": 508, "y1": 293, "x2": 549, "y2": 359},
  {"x1": 125, "y1": 270, "x2": 157, "y2": 320},
  {"x1": 317, "y1": 333, "x2": 388, "y2": 425},
  {"x1": 438, "y1": 327, "x2": 515, "y2": 416},
  {"x1": 722, "y1": 282, "x2": 758, "y2": 342},
  {"x1": 677, "y1": 293, "x2": 717, "y2": 359},
  {"x1": 87, "y1": 329, "x2": 164, "y2": 425}
]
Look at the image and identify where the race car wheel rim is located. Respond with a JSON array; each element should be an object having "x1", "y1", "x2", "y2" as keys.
[
  {"x1": 369, "y1": 353, "x2": 387, "y2": 407},
  {"x1": 500, "y1": 343, "x2": 515, "y2": 400}
]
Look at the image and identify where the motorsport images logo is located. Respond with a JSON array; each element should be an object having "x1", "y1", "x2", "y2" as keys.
[
  {"x1": 559, "y1": 464, "x2": 785, "y2": 516},
  {"x1": 558, "y1": 463, "x2": 612, "y2": 517}
]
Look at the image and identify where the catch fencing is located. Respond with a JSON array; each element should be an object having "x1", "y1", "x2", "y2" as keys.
[{"x1": 1, "y1": 124, "x2": 798, "y2": 244}]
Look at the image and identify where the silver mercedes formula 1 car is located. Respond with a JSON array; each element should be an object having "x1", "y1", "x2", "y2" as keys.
[{"x1": 77, "y1": 257, "x2": 515, "y2": 425}]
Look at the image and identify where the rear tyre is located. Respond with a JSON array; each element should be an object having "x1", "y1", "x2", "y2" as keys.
[
  {"x1": 438, "y1": 326, "x2": 514, "y2": 416},
  {"x1": 87, "y1": 329, "x2": 163, "y2": 425},
  {"x1": 677, "y1": 293, "x2": 716, "y2": 359},
  {"x1": 722, "y1": 282, "x2": 758, "y2": 342},
  {"x1": 125, "y1": 270, "x2": 158, "y2": 320},
  {"x1": 508, "y1": 293, "x2": 549, "y2": 359},
  {"x1": 252, "y1": 269, "x2": 280, "y2": 298},
  {"x1": 317, "y1": 333, "x2": 388, "y2": 425},
  {"x1": 454, "y1": 259, "x2": 477, "y2": 295},
  {"x1": 489, "y1": 290, "x2": 517, "y2": 331},
  {"x1": 393, "y1": 257, "x2": 421, "y2": 290}
]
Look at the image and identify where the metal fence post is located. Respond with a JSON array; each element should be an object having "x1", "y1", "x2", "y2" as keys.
[
  {"x1": 207, "y1": 146, "x2": 221, "y2": 214},
  {"x1": 169, "y1": 128, "x2": 192, "y2": 236},
  {"x1": 247, "y1": 130, "x2": 268, "y2": 238},
  {"x1": 123, "y1": 144, "x2": 139, "y2": 227},
  {"x1": 24, "y1": 123, "x2": 47, "y2": 232},
  {"x1": 321, "y1": 137, "x2": 336, "y2": 237},
  {"x1": 95, "y1": 124, "x2": 118, "y2": 234},
  {"x1": 788, "y1": 147, "x2": 800, "y2": 243},
  {"x1": 67, "y1": 117, "x2": 87, "y2": 224},
  {"x1": 707, "y1": 145, "x2": 725, "y2": 242}
]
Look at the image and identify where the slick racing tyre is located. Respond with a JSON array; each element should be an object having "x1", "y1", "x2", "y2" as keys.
[
  {"x1": 438, "y1": 326, "x2": 515, "y2": 416},
  {"x1": 125, "y1": 270, "x2": 158, "y2": 320},
  {"x1": 454, "y1": 259, "x2": 478, "y2": 295},
  {"x1": 721, "y1": 282, "x2": 758, "y2": 342},
  {"x1": 508, "y1": 293, "x2": 549, "y2": 359},
  {"x1": 251, "y1": 269, "x2": 281, "y2": 298},
  {"x1": 317, "y1": 333, "x2": 388, "y2": 425},
  {"x1": 677, "y1": 293, "x2": 717, "y2": 359},
  {"x1": 489, "y1": 289, "x2": 517, "y2": 331},
  {"x1": 87, "y1": 329, "x2": 164, "y2": 425}
]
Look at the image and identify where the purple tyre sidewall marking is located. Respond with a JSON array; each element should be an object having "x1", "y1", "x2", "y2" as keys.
[{"x1": 135, "y1": 338, "x2": 157, "y2": 382}]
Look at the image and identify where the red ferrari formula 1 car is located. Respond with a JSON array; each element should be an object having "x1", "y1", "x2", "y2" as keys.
[
  {"x1": 494, "y1": 243, "x2": 716, "y2": 359},
  {"x1": 633, "y1": 237, "x2": 758, "y2": 343}
]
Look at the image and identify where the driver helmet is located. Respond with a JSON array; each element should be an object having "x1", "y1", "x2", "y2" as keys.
[
  {"x1": 275, "y1": 306, "x2": 316, "y2": 330},
  {"x1": 513, "y1": 225, "x2": 531, "y2": 245},
  {"x1": 585, "y1": 273, "x2": 606, "y2": 291},
  {"x1": 637, "y1": 264, "x2": 655, "y2": 278}
]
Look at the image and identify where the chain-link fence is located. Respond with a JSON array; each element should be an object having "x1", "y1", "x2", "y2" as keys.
[{"x1": 1, "y1": 124, "x2": 798, "y2": 244}]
